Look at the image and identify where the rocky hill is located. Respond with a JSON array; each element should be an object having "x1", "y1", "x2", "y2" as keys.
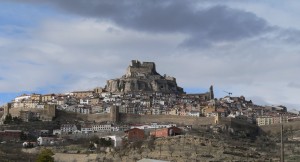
[{"x1": 105, "y1": 60, "x2": 184, "y2": 94}]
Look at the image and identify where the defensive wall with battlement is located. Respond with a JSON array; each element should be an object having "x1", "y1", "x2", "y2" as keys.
[
  {"x1": 85, "y1": 112, "x2": 215, "y2": 126},
  {"x1": 4, "y1": 105, "x2": 56, "y2": 122}
]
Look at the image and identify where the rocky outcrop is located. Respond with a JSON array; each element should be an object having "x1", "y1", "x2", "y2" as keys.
[{"x1": 105, "y1": 60, "x2": 184, "y2": 94}]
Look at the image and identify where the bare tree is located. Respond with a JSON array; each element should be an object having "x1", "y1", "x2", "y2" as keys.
[
  {"x1": 131, "y1": 140, "x2": 143, "y2": 150},
  {"x1": 169, "y1": 145, "x2": 175, "y2": 157},
  {"x1": 158, "y1": 143, "x2": 163, "y2": 158},
  {"x1": 112, "y1": 147, "x2": 121, "y2": 158},
  {"x1": 194, "y1": 144, "x2": 199, "y2": 154},
  {"x1": 288, "y1": 125, "x2": 294, "y2": 140},
  {"x1": 184, "y1": 152, "x2": 191, "y2": 162},
  {"x1": 147, "y1": 137, "x2": 155, "y2": 151}
]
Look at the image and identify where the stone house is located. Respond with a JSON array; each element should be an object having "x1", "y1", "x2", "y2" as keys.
[
  {"x1": 91, "y1": 105, "x2": 103, "y2": 114},
  {"x1": 178, "y1": 109, "x2": 187, "y2": 116},
  {"x1": 0, "y1": 130, "x2": 22, "y2": 141},
  {"x1": 188, "y1": 111, "x2": 200, "y2": 117},
  {"x1": 53, "y1": 129, "x2": 61, "y2": 135},
  {"x1": 56, "y1": 98, "x2": 66, "y2": 106},
  {"x1": 60, "y1": 124, "x2": 78, "y2": 134},
  {"x1": 81, "y1": 124, "x2": 93, "y2": 134},
  {"x1": 150, "y1": 126, "x2": 181, "y2": 138},
  {"x1": 202, "y1": 106, "x2": 216, "y2": 117},
  {"x1": 167, "y1": 108, "x2": 178, "y2": 115},
  {"x1": 31, "y1": 94, "x2": 42, "y2": 102},
  {"x1": 256, "y1": 115, "x2": 288, "y2": 126},
  {"x1": 90, "y1": 98, "x2": 101, "y2": 105},
  {"x1": 124, "y1": 128, "x2": 145, "y2": 142},
  {"x1": 42, "y1": 94, "x2": 56, "y2": 102},
  {"x1": 80, "y1": 98, "x2": 90, "y2": 105},
  {"x1": 78, "y1": 106, "x2": 91, "y2": 114},
  {"x1": 92, "y1": 123, "x2": 111, "y2": 132},
  {"x1": 37, "y1": 136, "x2": 58, "y2": 146},
  {"x1": 94, "y1": 87, "x2": 104, "y2": 94},
  {"x1": 72, "y1": 90, "x2": 94, "y2": 99}
]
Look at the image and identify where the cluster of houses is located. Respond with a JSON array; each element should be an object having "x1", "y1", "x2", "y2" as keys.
[
  {"x1": 21, "y1": 125, "x2": 182, "y2": 148},
  {"x1": 52, "y1": 122, "x2": 177, "y2": 136},
  {"x1": 3, "y1": 86, "x2": 299, "y2": 127},
  {"x1": 0, "y1": 122, "x2": 183, "y2": 149}
]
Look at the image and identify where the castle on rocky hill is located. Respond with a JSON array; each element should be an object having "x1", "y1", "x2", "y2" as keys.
[{"x1": 105, "y1": 60, "x2": 184, "y2": 94}]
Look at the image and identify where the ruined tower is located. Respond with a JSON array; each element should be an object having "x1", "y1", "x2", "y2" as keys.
[
  {"x1": 3, "y1": 103, "x2": 11, "y2": 116},
  {"x1": 110, "y1": 106, "x2": 119, "y2": 123}
]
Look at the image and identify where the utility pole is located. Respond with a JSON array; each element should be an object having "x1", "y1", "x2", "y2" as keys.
[{"x1": 281, "y1": 115, "x2": 284, "y2": 162}]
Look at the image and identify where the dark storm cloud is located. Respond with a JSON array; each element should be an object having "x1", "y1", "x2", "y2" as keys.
[{"x1": 7, "y1": 0, "x2": 273, "y2": 47}]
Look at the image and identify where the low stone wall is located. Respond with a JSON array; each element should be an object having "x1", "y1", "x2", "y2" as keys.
[{"x1": 259, "y1": 121, "x2": 300, "y2": 134}]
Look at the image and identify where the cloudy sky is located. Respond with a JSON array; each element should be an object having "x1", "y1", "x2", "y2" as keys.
[{"x1": 0, "y1": 0, "x2": 299, "y2": 110}]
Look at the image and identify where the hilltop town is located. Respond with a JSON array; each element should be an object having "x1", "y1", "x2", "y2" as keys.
[{"x1": 0, "y1": 60, "x2": 300, "y2": 161}]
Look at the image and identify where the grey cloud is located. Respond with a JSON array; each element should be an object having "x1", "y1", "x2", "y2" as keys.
[
  {"x1": 7, "y1": 0, "x2": 272, "y2": 47},
  {"x1": 288, "y1": 82, "x2": 300, "y2": 89},
  {"x1": 247, "y1": 96, "x2": 270, "y2": 106},
  {"x1": 275, "y1": 28, "x2": 300, "y2": 43}
]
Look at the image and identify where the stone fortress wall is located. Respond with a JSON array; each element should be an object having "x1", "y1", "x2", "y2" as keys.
[
  {"x1": 4, "y1": 104, "x2": 56, "y2": 121},
  {"x1": 105, "y1": 60, "x2": 184, "y2": 93},
  {"x1": 86, "y1": 111, "x2": 215, "y2": 126},
  {"x1": 2, "y1": 102, "x2": 216, "y2": 127},
  {"x1": 125, "y1": 60, "x2": 158, "y2": 78},
  {"x1": 66, "y1": 104, "x2": 216, "y2": 126}
]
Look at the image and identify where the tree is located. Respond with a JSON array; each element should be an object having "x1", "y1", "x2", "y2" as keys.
[
  {"x1": 194, "y1": 144, "x2": 199, "y2": 154},
  {"x1": 90, "y1": 136, "x2": 113, "y2": 147},
  {"x1": 288, "y1": 125, "x2": 294, "y2": 140},
  {"x1": 184, "y1": 152, "x2": 192, "y2": 161},
  {"x1": 3, "y1": 114, "x2": 12, "y2": 124},
  {"x1": 36, "y1": 149, "x2": 54, "y2": 162},
  {"x1": 99, "y1": 138, "x2": 113, "y2": 147},
  {"x1": 169, "y1": 145, "x2": 175, "y2": 157},
  {"x1": 131, "y1": 140, "x2": 143, "y2": 150},
  {"x1": 147, "y1": 137, "x2": 155, "y2": 151},
  {"x1": 90, "y1": 135, "x2": 100, "y2": 144},
  {"x1": 158, "y1": 143, "x2": 163, "y2": 158}
]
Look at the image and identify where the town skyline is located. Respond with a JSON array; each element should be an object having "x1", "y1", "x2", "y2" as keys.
[{"x1": 0, "y1": 1, "x2": 300, "y2": 110}]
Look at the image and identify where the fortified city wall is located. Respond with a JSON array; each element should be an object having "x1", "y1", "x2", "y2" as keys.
[
  {"x1": 7, "y1": 105, "x2": 56, "y2": 121},
  {"x1": 119, "y1": 114, "x2": 215, "y2": 126},
  {"x1": 86, "y1": 113, "x2": 215, "y2": 126}
]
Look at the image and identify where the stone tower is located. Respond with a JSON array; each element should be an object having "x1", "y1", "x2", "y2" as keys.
[
  {"x1": 209, "y1": 85, "x2": 214, "y2": 100},
  {"x1": 0, "y1": 103, "x2": 11, "y2": 125},
  {"x1": 110, "y1": 106, "x2": 119, "y2": 123},
  {"x1": 3, "y1": 103, "x2": 11, "y2": 116}
]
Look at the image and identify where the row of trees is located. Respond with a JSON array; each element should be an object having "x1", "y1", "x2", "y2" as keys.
[{"x1": 3, "y1": 114, "x2": 22, "y2": 124}]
